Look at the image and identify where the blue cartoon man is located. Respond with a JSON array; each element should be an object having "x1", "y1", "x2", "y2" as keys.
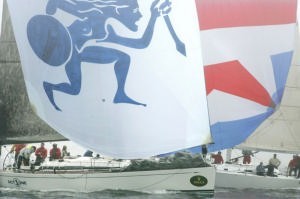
[{"x1": 27, "y1": 0, "x2": 175, "y2": 111}]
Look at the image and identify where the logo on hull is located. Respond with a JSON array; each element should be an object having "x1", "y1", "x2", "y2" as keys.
[
  {"x1": 190, "y1": 175, "x2": 208, "y2": 187},
  {"x1": 8, "y1": 178, "x2": 27, "y2": 186}
]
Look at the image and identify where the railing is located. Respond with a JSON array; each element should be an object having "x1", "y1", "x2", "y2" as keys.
[{"x1": 2, "y1": 152, "x2": 15, "y2": 171}]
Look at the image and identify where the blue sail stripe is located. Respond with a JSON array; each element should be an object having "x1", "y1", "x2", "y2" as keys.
[
  {"x1": 206, "y1": 109, "x2": 274, "y2": 152},
  {"x1": 158, "y1": 109, "x2": 274, "y2": 156},
  {"x1": 271, "y1": 51, "x2": 293, "y2": 104}
]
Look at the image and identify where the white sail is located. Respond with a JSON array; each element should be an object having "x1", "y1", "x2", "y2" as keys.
[
  {"x1": 7, "y1": 0, "x2": 212, "y2": 158},
  {"x1": 238, "y1": 26, "x2": 300, "y2": 153}
]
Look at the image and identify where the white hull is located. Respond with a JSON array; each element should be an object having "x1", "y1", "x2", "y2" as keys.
[
  {"x1": 0, "y1": 167, "x2": 215, "y2": 192},
  {"x1": 216, "y1": 165, "x2": 300, "y2": 189}
]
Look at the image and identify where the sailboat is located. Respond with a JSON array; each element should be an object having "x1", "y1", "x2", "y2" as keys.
[
  {"x1": 0, "y1": 0, "x2": 215, "y2": 193},
  {"x1": 197, "y1": 0, "x2": 300, "y2": 189},
  {"x1": 215, "y1": 27, "x2": 300, "y2": 189}
]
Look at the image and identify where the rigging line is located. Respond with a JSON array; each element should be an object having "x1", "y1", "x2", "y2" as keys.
[
  {"x1": 245, "y1": 111, "x2": 283, "y2": 141},
  {"x1": 252, "y1": 154, "x2": 265, "y2": 163},
  {"x1": 0, "y1": 60, "x2": 20, "y2": 63},
  {"x1": 249, "y1": 107, "x2": 300, "y2": 151},
  {"x1": 0, "y1": 41, "x2": 16, "y2": 44},
  {"x1": 2, "y1": 153, "x2": 10, "y2": 171},
  {"x1": 2, "y1": 146, "x2": 10, "y2": 154},
  {"x1": 284, "y1": 85, "x2": 300, "y2": 89},
  {"x1": 242, "y1": 109, "x2": 287, "y2": 147},
  {"x1": 278, "y1": 108, "x2": 300, "y2": 150},
  {"x1": 229, "y1": 151, "x2": 259, "y2": 161},
  {"x1": 280, "y1": 104, "x2": 300, "y2": 109},
  {"x1": 270, "y1": 118, "x2": 300, "y2": 122},
  {"x1": 2, "y1": 149, "x2": 13, "y2": 171}
]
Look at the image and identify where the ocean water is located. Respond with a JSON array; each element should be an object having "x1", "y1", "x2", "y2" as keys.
[{"x1": 1, "y1": 188, "x2": 300, "y2": 199}]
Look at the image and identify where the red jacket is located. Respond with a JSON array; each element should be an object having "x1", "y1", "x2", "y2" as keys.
[
  {"x1": 289, "y1": 158, "x2": 297, "y2": 168},
  {"x1": 35, "y1": 146, "x2": 48, "y2": 159},
  {"x1": 243, "y1": 155, "x2": 251, "y2": 164},
  {"x1": 50, "y1": 147, "x2": 61, "y2": 159},
  {"x1": 11, "y1": 144, "x2": 26, "y2": 155},
  {"x1": 212, "y1": 154, "x2": 224, "y2": 164}
]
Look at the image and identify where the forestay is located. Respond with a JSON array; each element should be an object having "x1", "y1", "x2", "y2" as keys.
[
  {"x1": 7, "y1": 0, "x2": 212, "y2": 158},
  {"x1": 193, "y1": 0, "x2": 297, "y2": 152}
]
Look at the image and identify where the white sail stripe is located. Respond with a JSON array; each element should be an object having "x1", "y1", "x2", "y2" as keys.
[
  {"x1": 207, "y1": 90, "x2": 268, "y2": 124},
  {"x1": 201, "y1": 24, "x2": 296, "y2": 96},
  {"x1": 201, "y1": 24, "x2": 295, "y2": 65}
]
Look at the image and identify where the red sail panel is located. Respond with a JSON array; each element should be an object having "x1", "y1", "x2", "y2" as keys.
[
  {"x1": 196, "y1": 0, "x2": 297, "y2": 30},
  {"x1": 205, "y1": 60, "x2": 274, "y2": 107}
]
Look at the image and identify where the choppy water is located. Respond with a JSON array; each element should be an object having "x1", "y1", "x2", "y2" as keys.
[{"x1": 1, "y1": 188, "x2": 300, "y2": 199}]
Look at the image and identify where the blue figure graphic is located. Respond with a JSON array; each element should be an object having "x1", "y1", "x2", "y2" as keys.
[{"x1": 27, "y1": 0, "x2": 185, "y2": 111}]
